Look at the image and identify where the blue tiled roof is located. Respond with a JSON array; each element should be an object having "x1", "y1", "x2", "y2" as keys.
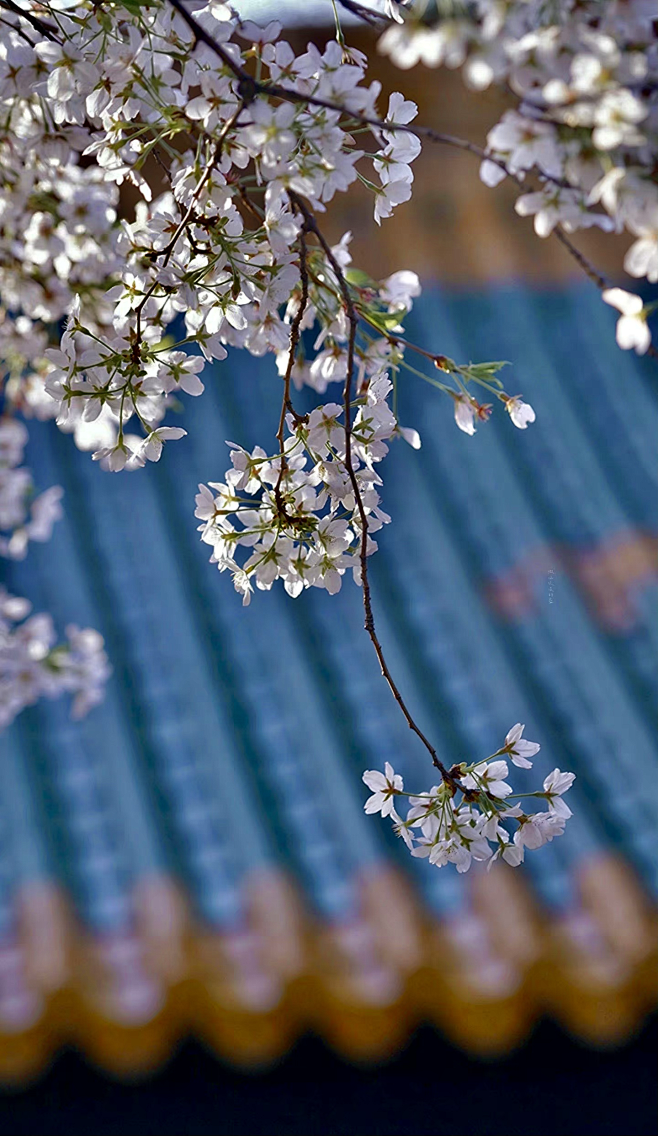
[{"x1": 1, "y1": 282, "x2": 656, "y2": 1076}]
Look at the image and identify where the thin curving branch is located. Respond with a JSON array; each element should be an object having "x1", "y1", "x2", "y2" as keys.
[
  {"x1": 335, "y1": 0, "x2": 391, "y2": 26},
  {"x1": 290, "y1": 191, "x2": 464, "y2": 793},
  {"x1": 0, "y1": 0, "x2": 58, "y2": 39},
  {"x1": 273, "y1": 226, "x2": 310, "y2": 522}
]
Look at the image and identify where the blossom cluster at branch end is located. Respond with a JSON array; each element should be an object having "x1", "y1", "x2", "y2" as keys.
[
  {"x1": 195, "y1": 367, "x2": 398, "y2": 604},
  {"x1": 363, "y1": 724, "x2": 575, "y2": 873}
]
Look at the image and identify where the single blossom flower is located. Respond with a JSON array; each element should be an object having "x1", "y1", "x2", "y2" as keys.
[
  {"x1": 138, "y1": 427, "x2": 187, "y2": 463},
  {"x1": 602, "y1": 288, "x2": 651, "y2": 355},
  {"x1": 517, "y1": 811, "x2": 567, "y2": 849},
  {"x1": 504, "y1": 396, "x2": 536, "y2": 429},
  {"x1": 464, "y1": 760, "x2": 513, "y2": 798},
  {"x1": 453, "y1": 394, "x2": 478, "y2": 435},
  {"x1": 362, "y1": 762, "x2": 403, "y2": 817},
  {"x1": 504, "y1": 723, "x2": 540, "y2": 768},
  {"x1": 542, "y1": 768, "x2": 576, "y2": 818}
]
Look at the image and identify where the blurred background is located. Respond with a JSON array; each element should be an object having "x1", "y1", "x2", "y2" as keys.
[{"x1": 0, "y1": 6, "x2": 657, "y2": 1134}]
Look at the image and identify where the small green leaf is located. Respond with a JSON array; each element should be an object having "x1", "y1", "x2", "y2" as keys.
[
  {"x1": 115, "y1": 0, "x2": 158, "y2": 13},
  {"x1": 344, "y1": 268, "x2": 378, "y2": 289},
  {"x1": 361, "y1": 309, "x2": 404, "y2": 335},
  {"x1": 468, "y1": 360, "x2": 510, "y2": 378}
]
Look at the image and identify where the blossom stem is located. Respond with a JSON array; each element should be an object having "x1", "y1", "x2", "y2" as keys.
[{"x1": 552, "y1": 226, "x2": 609, "y2": 290}]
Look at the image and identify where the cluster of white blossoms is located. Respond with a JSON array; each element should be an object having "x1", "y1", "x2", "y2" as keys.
[
  {"x1": 0, "y1": 0, "x2": 651, "y2": 861},
  {"x1": 0, "y1": 0, "x2": 538, "y2": 474},
  {"x1": 0, "y1": 3, "x2": 431, "y2": 468},
  {"x1": 0, "y1": 0, "x2": 430, "y2": 723},
  {"x1": 196, "y1": 367, "x2": 398, "y2": 603},
  {"x1": 0, "y1": 419, "x2": 63, "y2": 559},
  {"x1": 0, "y1": 421, "x2": 109, "y2": 730},
  {"x1": 0, "y1": 588, "x2": 110, "y2": 730},
  {"x1": 381, "y1": 0, "x2": 658, "y2": 354},
  {"x1": 363, "y1": 724, "x2": 576, "y2": 873}
]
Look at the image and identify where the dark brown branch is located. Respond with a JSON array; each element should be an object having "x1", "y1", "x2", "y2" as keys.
[
  {"x1": 290, "y1": 192, "x2": 463, "y2": 793},
  {"x1": 0, "y1": 0, "x2": 618, "y2": 330},
  {"x1": 165, "y1": 0, "x2": 619, "y2": 302},
  {"x1": 335, "y1": 0, "x2": 390, "y2": 26},
  {"x1": 168, "y1": 0, "x2": 256, "y2": 98},
  {"x1": 552, "y1": 226, "x2": 610, "y2": 290},
  {"x1": 0, "y1": 0, "x2": 58, "y2": 39},
  {"x1": 0, "y1": 11, "x2": 38, "y2": 44},
  {"x1": 165, "y1": 0, "x2": 564, "y2": 189},
  {"x1": 552, "y1": 226, "x2": 658, "y2": 362},
  {"x1": 273, "y1": 227, "x2": 309, "y2": 521}
]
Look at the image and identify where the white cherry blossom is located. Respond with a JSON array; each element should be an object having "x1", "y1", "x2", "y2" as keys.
[
  {"x1": 3, "y1": 0, "x2": 649, "y2": 880},
  {"x1": 602, "y1": 288, "x2": 652, "y2": 355},
  {"x1": 505, "y1": 396, "x2": 536, "y2": 430},
  {"x1": 453, "y1": 395, "x2": 478, "y2": 436},
  {"x1": 463, "y1": 760, "x2": 513, "y2": 798},
  {"x1": 362, "y1": 762, "x2": 404, "y2": 817},
  {"x1": 362, "y1": 720, "x2": 573, "y2": 873},
  {"x1": 139, "y1": 426, "x2": 187, "y2": 463},
  {"x1": 517, "y1": 811, "x2": 567, "y2": 850},
  {"x1": 542, "y1": 769, "x2": 576, "y2": 819},
  {"x1": 504, "y1": 722, "x2": 540, "y2": 768}
]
